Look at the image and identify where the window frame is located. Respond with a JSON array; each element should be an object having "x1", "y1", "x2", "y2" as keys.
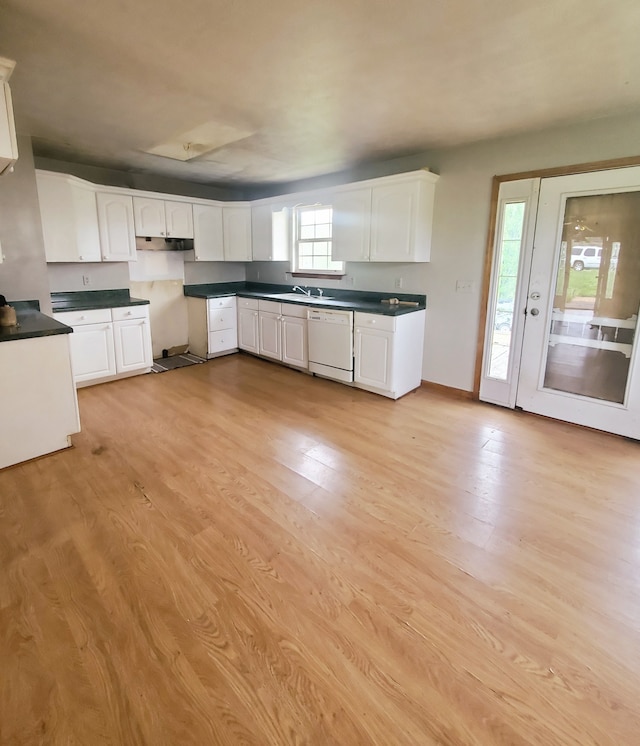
[{"x1": 291, "y1": 203, "x2": 345, "y2": 277}]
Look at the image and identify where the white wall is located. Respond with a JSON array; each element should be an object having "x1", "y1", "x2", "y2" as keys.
[
  {"x1": 47, "y1": 262, "x2": 130, "y2": 292},
  {"x1": 421, "y1": 111, "x2": 640, "y2": 390},
  {"x1": 0, "y1": 136, "x2": 52, "y2": 311}
]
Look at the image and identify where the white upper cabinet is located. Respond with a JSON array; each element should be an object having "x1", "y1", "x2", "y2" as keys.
[
  {"x1": 223, "y1": 204, "x2": 252, "y2": 261},
  {"x1": 332, "y1": 187, "x2": 372, "y2": 262},
  {"x1": 133, "y1": 197, "x2": 194, "y2": 238},
  {"x1": 251, "y1": 203, "x2": 289, "y2": 261},
  {"x1": 0, "y1": 80, "x2": 18, "y2": 176},
  {"x1": 96, "y1": 192, "x2": 136, "y2": 262},
  {"x1": 332, "y1": 170, "x2": 438, "y2": 262},
  {"x1": 370, "y1": 180, "x2": 421, "y2": 261},
  {"x1": 165, "y1": 200, "x2": 194, "y2": 238},
  {"x1": 36, "y1": 171, "x2": 101, "y2": 263},
  {"x1": 192, "y1": 203, "x2": 224, "y2": 261}
]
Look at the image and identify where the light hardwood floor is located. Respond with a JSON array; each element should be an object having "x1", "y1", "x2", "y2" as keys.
[{"x1": 1, "y1": 353, "x2": 639, "y2": 745}]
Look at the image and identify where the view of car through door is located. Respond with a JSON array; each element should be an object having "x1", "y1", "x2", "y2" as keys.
[{"x1": 513, "y1": 167, "x2": 640, "y2": 439}]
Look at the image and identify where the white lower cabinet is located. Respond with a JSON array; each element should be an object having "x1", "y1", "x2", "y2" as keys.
[
  {"x1": 187, "y1": 296, "x2": 237, "y2": 359},
  {"x1": 354, "y1": 310, "x2": 426, "y2": 399},
  {"x1": 53, "y1": 305, "x2": 152, "y2": 387},
  {"x1": 281, "y1": 306, "x2": 308, "y2": 369},
  {"x1": 258, "y1": 301, "x2": 282, "y2": 360},
  {"x1": 237, "y1": 297, "x2": 259, "y2": 353},
  {"x1": 69, "y1": 312, "x2": 117, "y2": 384},
  {"x1": 113, "y1": 310, "x2": 153, "y2": 373},
  {"x1": 238, "y1": 298, "x2": 308, "y2": 370}
]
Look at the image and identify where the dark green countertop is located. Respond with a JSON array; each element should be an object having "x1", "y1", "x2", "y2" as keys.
[
  {"x1": 51, "y1": 289, "x2": 150, "y2": 313},
  {"x1": 183, "y1": 282, "x2": 426, "y2": 317},
  {"x1": 0, "y1": 300, "x2": 72, "y2": 344}
]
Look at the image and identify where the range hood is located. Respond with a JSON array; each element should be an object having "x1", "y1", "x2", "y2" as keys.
[{"x1": 135, "y1": 236, "x2": 194, "y2": 252}]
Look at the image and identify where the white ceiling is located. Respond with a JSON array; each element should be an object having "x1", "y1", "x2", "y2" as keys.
[{"x1": 1, "y1": 0, "x2": 640, "y2": 187}]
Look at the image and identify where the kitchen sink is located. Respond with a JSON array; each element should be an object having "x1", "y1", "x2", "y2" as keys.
[{"x1": 272, "y1": 293, "x2": 335, "y2": 301}]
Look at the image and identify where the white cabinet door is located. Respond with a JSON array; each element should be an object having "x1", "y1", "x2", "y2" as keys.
[
  {"x1": 69, "y1": 323, "x2": 116, "y2": 383},
  {"x1": 332, "y1": 187, "x2": 372, "y2": 262},
  {"x1": 238, "y1": 307, "x2": 259, "y2": 353},
  {"x1": 258, "y1": 311, "x2": 281, "y2": 360},
  {"x1": 370, "y1": 182, "x2": 418, "y2": 262},
  {"x1": 96, "y1": 192, "x2": 137, "y2": 261},
  {"x1": 133, "y1": 197, "x2": 166, "y2": 237},
  {"x1": 0, "y1": 81, "x2": 18, "y2": 176},
  {"x1": 354, "y1": 326, "x2": 393, "y2": 391},
  {"x1": 133, "y1": 197, "x2": 193, "y2": 238},
  {"x1": 281, "y1": 315, "x2": 308, "y2": 368},
  {"x1": 251, "y1": 203, "x2": 289, "y2": 261},
  {"x1": 193, "y1": 203, "x2": 224, "y2": 261},
  {"x1": 113, "y1": 318, "x2": 152, "y2": 373},
  {"x1": 165, "y1": 200, "x2": 194, "y2": 238},
  {"x1": 223, "y1": 205, "x2": 253, "y2": 261},
  {"x1": 36, "y1": 171, "x2": 101, "y2": 262},
  {"x1": 251, "y1": 203, "x2": 273, "y2": 260},
  {"x1": 369, "y1": 174, "x2": 436, "y2": 262}
]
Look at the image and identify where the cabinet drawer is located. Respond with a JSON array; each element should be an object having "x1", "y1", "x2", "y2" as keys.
[
  {"x1": 281, "y1": 302, "x2": 308, "y2": 318},
  {"x1": 237, "y1": 296, "x2": 259, "y2": 310},
  {"x1": 207, "y1": 296, "x2": 236, "y2": 311},
  {"x1": 112, "y1": 305, "x2": 149, "y2": 322},
  {"x1": 258, "y1": 299, "x2": 281, "y2": 314},
  {"x1": 208, "y1": 307, "x2": 237, "y2": 332},
  {"x1": 53, "y1": 308, "x2": 112, "y2": 326},
  {"x1": 209, "y1": 329, "x2": 238, "y2": 353},
  {"x1": 354, "y1": 312, "x2": 396, "y2": 332}
]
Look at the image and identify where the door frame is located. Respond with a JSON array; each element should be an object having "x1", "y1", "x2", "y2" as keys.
[{"x1": 474, "y1": 154, "x2": 640, "y2": 399}]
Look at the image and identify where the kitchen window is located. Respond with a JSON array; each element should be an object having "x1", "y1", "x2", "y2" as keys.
[{"x1": 292, "y1": 204, "x2": 345, "y2": 276}]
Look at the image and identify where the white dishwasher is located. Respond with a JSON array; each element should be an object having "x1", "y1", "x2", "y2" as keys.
[{"x1": 307, "y1": 309, "x2": 354, "y2": 382}]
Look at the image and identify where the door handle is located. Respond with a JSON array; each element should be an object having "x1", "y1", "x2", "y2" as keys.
[{"x1": 530, "y1": 308, "x2": 539, "y2": 316}]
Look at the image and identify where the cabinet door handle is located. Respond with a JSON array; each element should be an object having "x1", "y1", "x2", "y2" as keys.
[
  {"x1": 78, "y1": 255, "x2": 84, "y2": 261},
  {"x1": 160, "y1": 231, "x2": 165, "y2": 236}
]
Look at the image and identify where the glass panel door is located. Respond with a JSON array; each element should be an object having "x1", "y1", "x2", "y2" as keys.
[{"x1": 516, "y1": 166, "x2": 640, "y2": 439}]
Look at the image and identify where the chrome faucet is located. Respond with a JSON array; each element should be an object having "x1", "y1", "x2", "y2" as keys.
[
  {"x1": 292, "y1": 285, "x2": 311, "y2": 296},
  {"x1": 317, "y1": 288, "x2": 324, "y2": 296}
]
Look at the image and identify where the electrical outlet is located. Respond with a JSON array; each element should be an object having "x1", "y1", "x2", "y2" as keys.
[
  {"x1": 394, "y1": 277, "x2": 404, "y2": 290},
  {"x1": 82, "y1": 274, "x2": 91, "y2": 286},
  {"x1": 456, "y1": 280, "x2": 473, "y2": 293}
]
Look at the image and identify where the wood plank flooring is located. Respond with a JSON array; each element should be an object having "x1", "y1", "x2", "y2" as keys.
[{"x1": 1, "y1": 353, "x2": 640, "y2": 745}]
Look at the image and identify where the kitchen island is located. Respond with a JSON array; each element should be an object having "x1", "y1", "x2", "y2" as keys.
[{"x1": 0, "y1": 301, "x2": 80, "y2": 469}]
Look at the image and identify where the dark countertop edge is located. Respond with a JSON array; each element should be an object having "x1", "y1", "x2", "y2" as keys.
[
  {"x1": 0, "y1": 306, "x2": 72, "y2": 344},
  {"x1": 184, "y1": 283, "x2": 426, "y2": 316},
  {"x1": 51, "y1": 289, "x2": 150, "y2": 313}
]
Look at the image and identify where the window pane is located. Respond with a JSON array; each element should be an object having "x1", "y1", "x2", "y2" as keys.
[
  {"x1": 488, "y1": 201, "x2": 526, "y2": 380},
  {"x1": 300, "y1": 225, "x2": 315, "y2": 239},
  {"x1": 300, "y1": 210, "x2": 316, "y2": 225},
  {"x1": 543, "y1": 192, "x2": 640, "y2": 404},
  {"x1": 315, "y1": 223, "x2": 331, "y2": 239}
]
